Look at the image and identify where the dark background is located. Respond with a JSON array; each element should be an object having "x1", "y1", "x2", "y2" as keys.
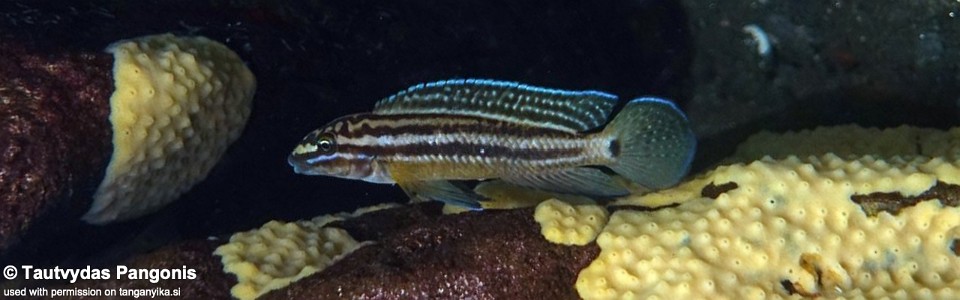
[
  {"x1": 4, "y1": 0, "x2": 958, "y2": 269},
  {"x1": 0, "y1": 0, "x2": 690, "y2": 266}
]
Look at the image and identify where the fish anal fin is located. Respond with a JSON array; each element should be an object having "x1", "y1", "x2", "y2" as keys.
[
  {"x1": 397, "y1": 180, "x2": 484, "y2": 210},
  {"x1": 502, "y1": 167, "x2": 629, "y2": 198},
  {"x1": 373, "y1": 79, "x2": 618, "y2": 132},
  {"x1": 474, "y1": 180, "x2": 597, "y2": 208}
]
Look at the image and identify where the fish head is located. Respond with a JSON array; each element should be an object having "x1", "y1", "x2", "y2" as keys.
[{"x1": 288, "y1": 115, "x2": 384, "y2": 182}]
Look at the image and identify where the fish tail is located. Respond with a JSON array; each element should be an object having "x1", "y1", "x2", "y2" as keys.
[{"x1": 602, "y1": 97, "x2": 696, "y2": 189}]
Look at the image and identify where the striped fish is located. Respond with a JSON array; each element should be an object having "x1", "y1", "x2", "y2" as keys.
[{"x1": 289, "y1": 79, "x2": 696, "y2": 209}]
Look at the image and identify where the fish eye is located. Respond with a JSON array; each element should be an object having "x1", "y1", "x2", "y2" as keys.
[{"x1": 317, "y1": 136, "x2": 335, "y2": 152}]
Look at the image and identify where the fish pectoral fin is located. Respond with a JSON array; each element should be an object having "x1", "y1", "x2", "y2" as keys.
[
  {"x1": 502, "y1": 167, "x2": 629, "y2": 198},
  {"x1": 397, "y1": 180, "x2": 485, "y2": 210}
]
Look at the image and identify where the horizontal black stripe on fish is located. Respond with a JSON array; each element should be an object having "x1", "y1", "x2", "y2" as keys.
[
  {"x1": 336, "y1": 141, "x2": 586, "y2": 163},
  {"x1": 336, "y1": 116, "x2": 580, "y2": 141}
]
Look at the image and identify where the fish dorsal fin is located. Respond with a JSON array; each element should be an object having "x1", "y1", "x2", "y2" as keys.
[{"x1": 372, "y1": 79, "x2": 618, "y2": 132}]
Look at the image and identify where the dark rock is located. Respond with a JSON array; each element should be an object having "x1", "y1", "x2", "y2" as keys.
[
  {"x1": 851, "y1": 181, "x2": 960, "y2": 217},
  {"x1": 44, "y1": 240, "x2": 233, "y2": 300},
  {"x1": 681, "y1": 0, "x2": 960, "y2": 169},
  {"x1": 328, "y1": 202, "x2": 444, "y2": 242},
  {"x1": 265, "y1": 204, "x2": 599, "y2": 300},
  {"x1": 0, "y1": 0, "x2": 686, "y2": 269},
  {"x1": 701, "y1": 181, "x2": 738, "y2": 199},
  {"x1": 0, "y1": 35, "x2": 113, "y2": 253},
  {"x1": 22, "y1": 204, "x2": 599, "y2": 299}
]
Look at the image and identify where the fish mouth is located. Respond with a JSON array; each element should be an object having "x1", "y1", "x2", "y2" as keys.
[
  {"x1": 288, "y1": 154, "x2": 342, "y2": 177},
  {"x1": 288, "y1": 154, "x2": 312, "y2": 175}
]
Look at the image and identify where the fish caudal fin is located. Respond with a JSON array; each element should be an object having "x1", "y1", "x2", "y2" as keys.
[{"x1": 603, "y1": 97, "x2": 696, "y2": 190}]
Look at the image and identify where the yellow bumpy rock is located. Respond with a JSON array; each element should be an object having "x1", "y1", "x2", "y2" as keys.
[
  {"x1": 84, "y1": 34, "x2": 256, "y2": 224},
  {"x1": 729, "y1": 125, "x2": 960, "y2": 163},
  {"x1": 214, "y1": 221, "x2": 360, "y2": 300},
  {"x1": 214, "y1": 203, "x2": 398, "y2": 300},
  {"x1": 534, "y1": 199, "x2": 608, "y2": 246},
  {"x1": 580, "y1": 152, "x2": 960, "y2": 299}
]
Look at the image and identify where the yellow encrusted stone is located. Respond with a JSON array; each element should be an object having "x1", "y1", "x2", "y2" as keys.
[
  {"x1": 308, "y1": 202, "x2": 401, "y2": 226},
  {"x1": 84, "y1": 34, "x2": 256, "y2": 224},
  {"x1": 214, "y1": 204, "x2": 394, "y2": 300},
  {"x1": 580, "y1": 133, "x2": 960, "y2": 299},
  {"x1": 214, "y1": 221, "x2": 359, "y2": 300},
  {"x1": 621, "y1": 125, "x2": 960, "y2": 208},
  {"x1": 728, "y1": 125, "x2": 960, "y2": 163},
  {"x1": 534, "y1": 199, "x2": 608, "y2": 246}
]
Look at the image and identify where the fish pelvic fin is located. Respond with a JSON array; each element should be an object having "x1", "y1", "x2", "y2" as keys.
[
  {"x1": 602, "y1": 97, "x2": 696, "y2": 190},
  {"x1": 397, "y1": 180, "x2": 484, "y2": 210}
]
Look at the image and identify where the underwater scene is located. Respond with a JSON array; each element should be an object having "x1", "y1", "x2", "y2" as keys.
[{"x1": 1, "y1": 0, "x2": 959, "y2": 299}]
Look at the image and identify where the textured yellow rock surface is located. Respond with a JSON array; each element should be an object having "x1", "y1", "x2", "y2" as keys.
[
  {"x1": 579, "y1": 126, "x2": 960, "y2": 299},
  {"x1": 214, "y1": 220, "x2": 361, "y2": 300},
  {"x1": 84, "y1": 34, "x2": 256, "y2": 224},
  {"x1": 729, "y1": 125, "x2": 958, "y2": 163},
  {"x1": 535, "y1": 199, "x2": 608, "y2": 246},
  {"x1": 212, "y1": 204, "x2": 400, "y2": 300}
]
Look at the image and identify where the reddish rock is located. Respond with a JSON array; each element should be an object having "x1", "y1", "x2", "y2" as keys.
[
  {"x1": 44, "y1": 240, "x2": 233, "y2": 300},
  {"x1": 0, "y1": 36, "x2": 114, "y2": 253},
  {"x1": 24, "y1": 204, "x2": 597, "y2": 299},
  {"x1": 265, "y1": 204, "x2": 600, "y2": 300}
]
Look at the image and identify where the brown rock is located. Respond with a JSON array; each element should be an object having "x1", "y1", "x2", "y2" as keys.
[
  {"x1": 680, "y1": 0, "x2": 960, "y2": 169},
  {"x1": 851, "y1": 181, "x2": 960, "y2": 217},
  {"x1": 265, "y1": 204, "x2": 599, "y2": 300},
  {"x1": 23, "y1": 204, "x2": 596, "y2": 299},
  {"x1": 44, "y1": 240, "x2": 233, "y2": 300},
  {"x1": 0, "y1": 36, "x2": 114, "y2": 252}
]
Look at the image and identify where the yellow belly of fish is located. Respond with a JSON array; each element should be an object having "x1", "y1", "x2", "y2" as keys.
[
  {"x1": 378, "y1": 133, "x2": 613, "y2": 183},
  {"x1": 384, "y1": 160, "x2": 515, "y2": 182},
  {"x1": 383, "y1": 158, "x2": 588, "y2": 182}
]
